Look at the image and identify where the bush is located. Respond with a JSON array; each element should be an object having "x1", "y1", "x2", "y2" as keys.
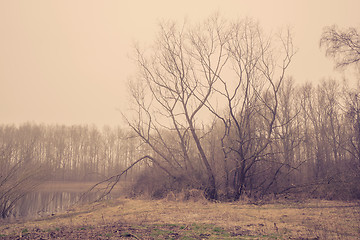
[{"x1": 128, "y1": 167, "x2": 207, "y2": 199}]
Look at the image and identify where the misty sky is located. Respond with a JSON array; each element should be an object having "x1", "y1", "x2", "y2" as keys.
[{"x1": 1, "y1": 0, "x2": 359, "y2": 127}]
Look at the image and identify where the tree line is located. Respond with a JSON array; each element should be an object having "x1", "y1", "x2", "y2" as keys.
[
  {"x1": 125, "y1": 77, "x2": 360, "y2": 201},
  {"x1": 0, "y1": 124, "x2": 148, "y2": 217},
  {"x1": 0, "y1": 124, "x2": 148, "y2": 182},
  {"x1": 0, "y1": 77, "x2": 359, "y2": 216},
  {"x1": 123, "y1": 16, "x2": 360, "y2": 200}
]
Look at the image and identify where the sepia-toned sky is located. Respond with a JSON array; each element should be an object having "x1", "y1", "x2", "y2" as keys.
[{"x1": 1, "y1": 0, "x2": 359, "y2": 127}]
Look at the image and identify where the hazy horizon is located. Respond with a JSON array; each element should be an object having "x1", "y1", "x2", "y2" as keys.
[{"x1": 1, "y1": 0, "x2": 359, "y2": 127}]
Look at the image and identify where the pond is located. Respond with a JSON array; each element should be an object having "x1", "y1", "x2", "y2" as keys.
[
  {"x1": 8, "y1": 181, "x2": 122, "y2": 219},
  {"x1": 10, "y1": 191, "x2": 99, "y2": 219}
]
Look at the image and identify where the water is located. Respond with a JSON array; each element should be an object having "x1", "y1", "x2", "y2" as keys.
[
  {"x1": 10, "y1": 191, "x2": 101, "y2": 219},
  {"x1": 3, "y1": 181, "x2": 125, "y2": 220}
]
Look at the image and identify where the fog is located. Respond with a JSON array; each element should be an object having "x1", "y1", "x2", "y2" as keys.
[
  {"x1": 0, "y1": 0, "x2": 359, "y2": 127},
  {"x1": 1, "y1": 0, "x2": 360, "y2": 221}
]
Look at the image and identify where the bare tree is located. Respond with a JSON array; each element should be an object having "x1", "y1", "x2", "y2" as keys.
[
  {"x1": 320, "y1": 25, "x2": 360, "y2": 68},
  {"x1": 201, "y1": 19, "x2": 295, "y2": 199},
  {"x1": 123, "y1": 15, "x2": 295, "y2": 200},
  {"x1": 320, "y1": 25, "x2": 360, "y2": 197},
  {"x1": 343, "y1": 84, "x2": 360, "y2": 185},
  {"x1": 125, "y1": 16, "x2": 231, "y2": 199},
  {"x1": 0, "y1": 124, "x2": 47, "y2": 218}
]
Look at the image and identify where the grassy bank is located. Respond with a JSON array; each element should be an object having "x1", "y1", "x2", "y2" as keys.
[{"x1": 1, "y1": 198, "x2": 359, "y2": 239}]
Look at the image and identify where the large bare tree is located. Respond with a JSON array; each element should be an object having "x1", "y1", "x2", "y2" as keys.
[
  {"x1": 125, "y1": 16, "x2": 230, "y2": 199},
  {"x1": 124, "y1": 15, "x2": 295, "y2": 200}
]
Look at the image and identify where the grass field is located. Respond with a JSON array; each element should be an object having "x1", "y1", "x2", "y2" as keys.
[{"x1": 1, "y1": 197, "x2": 359, "y2": 239}]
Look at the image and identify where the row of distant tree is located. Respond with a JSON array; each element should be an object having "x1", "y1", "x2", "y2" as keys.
[
  {"x1": 0, "y1": 124, "x2": 150, "y2": 217},
  {"x1": 0, "y1": 124, "x2": 146, "y2": 181},
  {"x1": 0, "y1": 76, "x2": 359, "y2": 205}
]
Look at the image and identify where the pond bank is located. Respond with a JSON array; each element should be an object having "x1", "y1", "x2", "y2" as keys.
[
  {"x1": 5, "y1": 181, "x2": 125, "y2": 219},
  {"x1": 1, "y1": 198, "x2": 359, "y2": 239}
]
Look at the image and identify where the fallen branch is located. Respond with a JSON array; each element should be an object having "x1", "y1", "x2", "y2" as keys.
[
  {"x1": 80, "y1": 155, "x2": 175, "y2": 202},
  {"x1": 80, "y1": 155, "x2": 151, "y2": 202}
]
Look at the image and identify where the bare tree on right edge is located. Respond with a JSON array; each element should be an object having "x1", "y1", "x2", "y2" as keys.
[
  {"x1": 321, "y1": 24, "x2": 360, "y2": 197},
  {"x1": 320, "y1": 25, "x2": 360, "y2": 68}
]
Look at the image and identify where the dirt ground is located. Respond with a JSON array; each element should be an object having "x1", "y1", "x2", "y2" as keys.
[{"x1": 1, "y1": 197, "x2": 359, "y2": 239}]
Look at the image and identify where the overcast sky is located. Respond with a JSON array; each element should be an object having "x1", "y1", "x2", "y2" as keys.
[{"x1": 1, "y1": 0, "x2": 359, "y2": 127}]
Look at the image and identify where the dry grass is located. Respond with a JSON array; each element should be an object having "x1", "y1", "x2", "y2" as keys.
[{"x1": 1, "y1": 197, "x2": 359, "y2": 239}]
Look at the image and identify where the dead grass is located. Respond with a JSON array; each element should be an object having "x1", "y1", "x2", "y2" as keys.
[{"x1": 1, "y1": 198, "x2": 359, "y2": 239}]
